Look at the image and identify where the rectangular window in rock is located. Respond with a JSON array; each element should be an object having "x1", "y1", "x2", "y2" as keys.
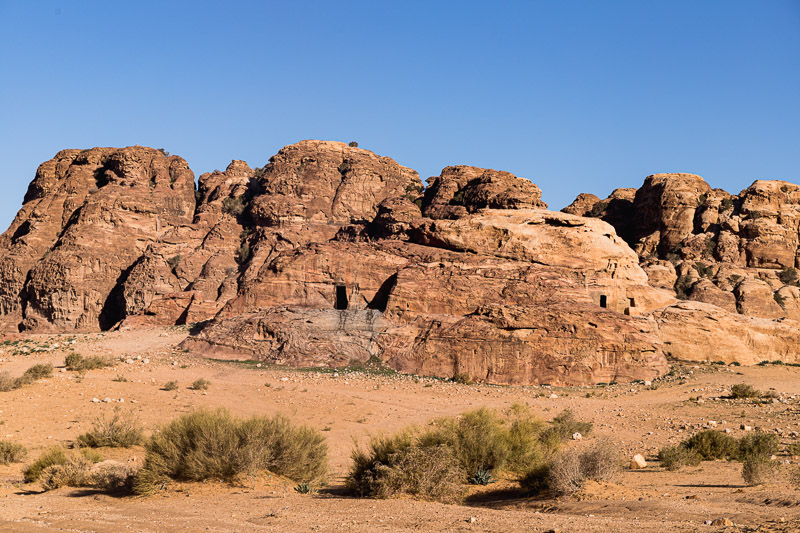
[{"x1": 599, "y1": 295, "x2": 607, "y2": 308}]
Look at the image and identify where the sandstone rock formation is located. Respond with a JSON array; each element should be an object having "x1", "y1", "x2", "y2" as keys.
[{"x1": 2, "y1": 141, "x2": 798, "y2": 384}]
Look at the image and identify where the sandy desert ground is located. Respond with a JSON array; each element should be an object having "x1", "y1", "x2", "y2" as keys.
[{"x1": 1, "y1": 327, "x2": 800, "y2": 532}]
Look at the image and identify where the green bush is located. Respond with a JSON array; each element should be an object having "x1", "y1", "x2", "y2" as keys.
[
  {"x1": 163, "y1": 380, "x2": 179, "y2": 391},
  {"x1": 221, "y1": 195, "x2": 246, "y2": 217},
  {"x1": 739, "y1": 432, "x2": 779, "y2": 460},
  {"x1": 0, "y1": 441, "x2": 27, "y2": 465},
  {"x1": 421, "y1": 408, "x2": 511, "y2": 473},
  {"x1": 730, "y1": 383, "x2": 761, "y2": 399},
  {"x1": 542, "y1": 409, "x2": 593, "y2": 442},
  {"x1": 65, "y1": 353, "x2": 111, "y2": 372},
  {"x1": 787, "y1": 442, "x2": 800, "y2": 456},
  {"x1": 682, "y1": 430, "x2": 738, "y2": 460},
  {"x1": 133, "y1": 409, "x2": 327, "y2": 494},
  {"x1": 77, "y1": 409, "x2": 145, "y2": 448},
  {"x1": 348, "y1": 406, "x2": 586, "y2": 502},
  {"x1": 22, "y1": 363, "x2": 53, "y2": 380},
  {"x1": 657, "y1": 445, "x2": 702, "y2": 471}
]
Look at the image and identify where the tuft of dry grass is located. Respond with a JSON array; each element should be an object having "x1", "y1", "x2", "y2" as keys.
[{"x1": 77, "y1": 408, "x2": 145, "y2": 448}]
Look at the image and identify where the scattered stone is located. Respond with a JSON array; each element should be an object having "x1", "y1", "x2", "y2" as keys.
[
  {"x1": 630, "y1": 454, "x2": 647, "y2": 469},
  {"x1": 572, "y1": 432, "x2": 582, "y2": 441}
]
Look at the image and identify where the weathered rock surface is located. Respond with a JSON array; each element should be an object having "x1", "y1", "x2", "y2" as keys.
[
  {"x1": 3, "y1": 141, "x2": 799, "y2": 384},
  {"x1": 567, "y1": 173, "x2": 800, "y2": 324}
]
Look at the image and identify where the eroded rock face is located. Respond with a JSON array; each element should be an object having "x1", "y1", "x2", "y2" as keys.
[
  {"x1": 0, "y1": 147, "x2": 196, "y2": 331},
  {"x1": 4, "y1": 140, "x2": 799, "y2": 384},
  {"x1": 567, "y1": 173, "x2": 800, "y2": 323},
  {"x1": 422, "y1": 166, "x2": 546, "y2": 220}
]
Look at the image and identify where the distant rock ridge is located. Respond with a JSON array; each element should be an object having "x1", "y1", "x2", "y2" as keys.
[{"x1": 1, "y1": 141, "x2": 797, "y2": 384}]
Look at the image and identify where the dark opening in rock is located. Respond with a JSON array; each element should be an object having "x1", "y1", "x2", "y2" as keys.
[
  {"x1": 600, "y1": 295, "x2": 608, "y2": 308},
  {"x1": 335, "y1": 284, "x2": 348, "y2": 310}
]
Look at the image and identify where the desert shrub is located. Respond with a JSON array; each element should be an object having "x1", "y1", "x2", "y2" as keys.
[
  {"x1": 742, "y1": 454, "x2": 777, "y2": 486},
  {"x1": 0, "y1": 372, "x2": 15, "y2": 392},
  {"x1": 787, "y1": 442, "x2": 800, "y2": 456},
  {"x1": 348, "y1": 141, "x2": 359, "y2": 148},
  {"x1": 730, "y1": 383, "x2": 762, "y2": 399},
  {"x1": 23, "y1": 447, "x2": 69, "y2": 482},
  {"x1": 421, "y1": 408, "x2": 511, "y2": 473},
  {"x1": 534, "y1": 442, "x2": 620, "y2": 496},
  {"x1": 222, "y1": 195, "x2": 246, "y2": 217},
  {"x1": 579, "y1": 440, "x2": 621, "y2": 482},
  {"x1": 190, "y1": 378, "x2": 210, "y2": 391},
  {"x1": 542, "y1": 409, "x2": 593, "y2": 442},
  {"x1": 65, "y1": 353, "x2": 110, "y2": 372},
  {"x1": 22, "y1": 363, "x2": 53, "y2": 380},
  {"x1": 77, "y1": 409, "x2": 145, "y2": 448},
  {"x1": 519, "y1": 462, "x2": 552, "y2": 493},
  {"x1": 24, "y1": 447, "x2": 103, "y2": 483},
  {"x1": 779, "y1": 267, "x2": 799, "y2": 286},
  {"x1": 347, "y1": 430, "x2": 417, "y2": 496},
  {"x1": 91, "y1": 461, "x2": 138, "y2": 492},
  {"x1": 682, "y1": 430, "x2": 738, "y2": 460},
  {"x1": 658, "y1": 445, "x2": 702, "y2": 471},
  {"x1": 739, "y1": 432, "x2": 779, "y2": 460},
  {"x1": 163, "y1": 380, "x2": 179, "y2": 391},
  {"x1": 505, "y1": 406, "x2": 553, "y2": 473},
  {"x1": 39, "y1": 454, "x2": 93, "y2": 491},
  {"x1": 133, "y1": 409, "x2": 327, "y2": 494},
  {"x1": 0, "y1": 441, "x2": 27, "y2": 464}
]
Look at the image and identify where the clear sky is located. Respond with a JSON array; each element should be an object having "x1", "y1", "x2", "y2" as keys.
[{"x1": 0, "y1": 1, "x2": 798, "y2": 231}]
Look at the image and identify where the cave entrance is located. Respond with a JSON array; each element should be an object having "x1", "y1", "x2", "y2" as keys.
[
  {"x1": 335, "y1": 284, "x2": 348, "y2": 310},
  {"x1": 599, "y1": 295, "x2": 608, "y2": 308}
]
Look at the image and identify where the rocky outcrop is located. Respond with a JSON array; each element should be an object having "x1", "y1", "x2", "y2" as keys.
[
  {"x1": 3, "y1": 141, "x2": 799, "y2": 384},
  {"x1": 0, "y1": 147, "x2": 196, "y2": 331},
  {"x1": 566, "y1": 173, "x2": 800, "y2": 324}
]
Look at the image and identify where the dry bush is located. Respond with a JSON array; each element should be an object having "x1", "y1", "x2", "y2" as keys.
[
  {"x1": 742, "y1": 455, "x2": 777, "y2": 486},
  {"x1": 133, "y1": 408, "x2": 327, "y2": 494},
  {"x1": 658, "y1": 445, "x2": 702, "y2": 471},
  {"x1": 371, "y1": 445, "x2": 466, "y2": 503},
  {"x1": 91, "y1": 461, "x2": 139, "y2": 492},
  {"x1": 77, "y1": 408, "x2": 145, "y2": 448},
  {"x1": 39, "y1": 455, "x2": 93, "y2": 491},
  {"x1": 0, "y1": 364, "x2": 53, "y2": 391},
  {"x1": 24, "y1": 447, "x2": 103, "y2": 484},
  {"x1": 579, "y1": 440, "x2": 621, "y2": 482},
  {"x1": 730, "y1": 383, "x2": 762, "y2": 399},
  {"x1": 0, "y1": 441, "x2": 27, "y2": 465},
  {"x1": 0, "y1": 372, "x2": 15, "y2": 392},
  {"x1": 521, "y1": 441, "x2": 621, "y2": 496},
  {"x1": 65, "y1": 353, "x2": 110, "y2": 372},
  {"x1": 162, "y1": 380, "x2": 179, "y2": 391},
  {"x1": 547, "y1": 448, "x2": 585, "y2": 495},
  {"x1": 190, "y1": 378, "x2": 210, "y2": 391}
]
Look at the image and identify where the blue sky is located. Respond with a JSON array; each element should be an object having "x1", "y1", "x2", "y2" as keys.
[{"x1": 0, "y1": 1, "x2": 798, "y2": 231}]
